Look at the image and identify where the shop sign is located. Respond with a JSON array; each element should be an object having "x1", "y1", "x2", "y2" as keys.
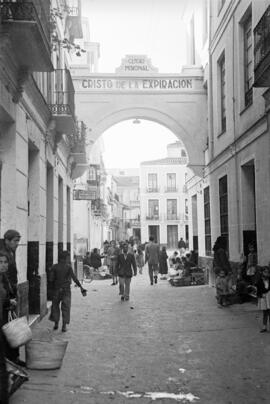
[{"x1": 73, "y1": 189, "x2": 97, "y2": 200}]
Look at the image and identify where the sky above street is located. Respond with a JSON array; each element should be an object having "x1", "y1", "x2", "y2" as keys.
[
  {"x1": 81, "y1": 0, "x2": 187, "y2": 168},
  {"x1": 81, "y1": 0, "x2": 186, "y2": 73}
]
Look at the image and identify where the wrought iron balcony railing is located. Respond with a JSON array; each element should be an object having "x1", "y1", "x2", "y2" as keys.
[
  {"x1": 48, "y1": 69, "x2": 75, "y2": 118},
  {"x1": 0, "y1": 0, "x2": 53, "y2": 72},
  {"x1": 146, "y1": 187, "x2": 159, "y2": 193},
  {"x1": 254, "y1": 5, "x2": 270, "y2": 87},
  {"x1": 0, "y1": 1, "x2": 50, "y2": 48},
  {"x1": 165, "y1": 187, "x2": 178, "y2": 193},
  {"x1": 166, "y1": 214, "x2": 180, "y2": 221},
  {"x1": 146, "y1": 215, "x2": 159, "y2": 221}
]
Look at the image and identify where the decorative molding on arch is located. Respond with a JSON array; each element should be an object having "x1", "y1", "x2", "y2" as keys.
[{"x1": 88, "y1": 106, "x2": 205, "y2": 177}]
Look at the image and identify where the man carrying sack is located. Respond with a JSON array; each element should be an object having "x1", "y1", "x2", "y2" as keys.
[{"x1": 49, "y1": 251, "x2": 87, "y2": 332}]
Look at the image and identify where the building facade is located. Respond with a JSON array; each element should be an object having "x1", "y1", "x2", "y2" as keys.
[
  {"x1": 140, "y1": 142, "x2": 188, "y2": 248},
  {"x1": 0, "y1": 0, "x2": 87, "y2": 317},
  {"x1": 108, "y1": 169, "x2": 141, "y2": 241},
  {"x1": 183, "y1": 0, "x2": 270, "y2": 283},
  {"x1": 73, "y1": 139, "x2": 108, "y2": 254}
]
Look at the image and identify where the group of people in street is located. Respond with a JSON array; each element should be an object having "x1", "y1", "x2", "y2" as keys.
[
  {"x1": 80, "y1": 236, "x2": 191, "y2": 303},
  {"x1": 213, "y1": 235, "x2": 270, "y2": 333}
]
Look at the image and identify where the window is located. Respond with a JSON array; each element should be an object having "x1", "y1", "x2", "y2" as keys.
[
  {"x1": 167, "y1": 173, "x2": 176, "y2": 191},
  {"x1": 167, "y1": 199, "x2": 177, "y2": 220},
  {"x1": 219, "y1": 176, "x2": 228, "y2": 248},
  {"x1": 89, "y1": 166, "x2": 96, "y2": 181},
  {"x1": 204, "y1": 186, "x2": 212, "y2": 256},
  {"x1": 218, "y1": 52, "x2": 226, "y2": 132},
  {"x1": 148, "y1": 200, "x2": 159, "y2": 219},
  {"x1": 148, "y1": 173, "x2": 158, "y2": 191},
  {"x1": 243, "y1": 14, "x2": 253, "y2": 106}
]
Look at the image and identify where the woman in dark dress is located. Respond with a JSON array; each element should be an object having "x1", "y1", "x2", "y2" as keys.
[
  {"x1": 159, "y1": 246, "x2": 168, "y2": 279},
  {"x1": 213, "y1": 236, "x2": 231, "y2": 276}
]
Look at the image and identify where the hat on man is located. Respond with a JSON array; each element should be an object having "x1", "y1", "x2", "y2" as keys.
[{"x1": 4, "y1": 229, "x2": 21, "y2": 240}]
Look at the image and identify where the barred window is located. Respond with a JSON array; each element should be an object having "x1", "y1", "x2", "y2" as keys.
[
  {"x1": 218, "y1": 53, "x2": 226, "y2": 132},
  {"x1": 204, "y1": 186, "x2": 212, "y2": 256},
  {"x1": 167, "y1": 173, "x2": 176, "y2": 191},
  {"x1": 148, "y1": 199, "x2": 159, "y2": 218},
  {"x1": 167, "y1": 199, "x2": 177, "y2": 220},
  {"x1": 243, "y1": 14, "x2": 253, "y2": 106},
  {"x1": 89, "y1": 166, "x2": 96, "y2": 181},
  {"x1": 148, "y1": 173, "x2": 158, "y2": 191}
]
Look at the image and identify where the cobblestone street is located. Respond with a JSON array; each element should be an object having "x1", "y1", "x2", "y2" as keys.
[{"x1": 11, "y1": 270, "x2": 270, "y2": 404}]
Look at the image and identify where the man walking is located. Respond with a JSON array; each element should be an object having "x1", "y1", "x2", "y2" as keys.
[
  {"x1": 145, "y1": 236, "x2": 160, "y2": 285},
  {"x1": 116, "y1": 243, "x2": 137, "y2": 301},
  {"x1": 49, "y1": 251, "x2": 87, "y2": 332}
]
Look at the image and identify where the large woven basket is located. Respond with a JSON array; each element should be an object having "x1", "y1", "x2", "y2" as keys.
[
  {"x1": 2, "y1": 316, "x2": 32, "y2": 348},
  {"x1": 26, "y1": 339, "x2": 68, "y2": 370}
]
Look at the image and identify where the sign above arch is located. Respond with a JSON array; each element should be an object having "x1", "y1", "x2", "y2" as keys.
[
  {"x1": 80, "y1": 76, "x2": 195, "y2": 92},
  {"x1": 115, "y1": 54, "x2": 159, "y2": 74},
  {"x1": 72, "y1": 57, "x2": 207, "y2": 177}
]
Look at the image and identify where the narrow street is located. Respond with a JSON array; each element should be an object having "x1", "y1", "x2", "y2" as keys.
[{"x1": 11, "y1": 270, "x2": 270, "y2": 404}]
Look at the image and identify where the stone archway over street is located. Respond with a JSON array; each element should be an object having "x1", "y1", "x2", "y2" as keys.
[{"x1": 72, "y1": 55, "x2": 207, "y2": 176}]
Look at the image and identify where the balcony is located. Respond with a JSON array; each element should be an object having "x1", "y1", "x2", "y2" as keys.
[
  {"x1": 254, "y1": 6, "x2": 270, "y2": 87},
  {"x1": 129, "y1": 200, "x2": 140, "y2": 207},
  {"x1": 65, "y1": 0, "x2": 82, "y2": 39},
  {"x1": 0, "y1": 1, "x2": 53, "y2": 72},
  {"x1": 69, "y1": 121, "x2": 88, "y2": 179},
  {"x1": 92, "y1": 198, "x2": 107, "y2": 218},
  {"x1": 146, "y1": 187, "x2": 159, "y2": 193},
  {"x1": 165, "y1": 187, "x2": 178, "y2": 193},
  {"x1": 166, "y1": 214, "x2": 180, "y2": 221},
  {"x1": 146, "y1": 215, "x2": 159, "y2": 221},
  {"x1": 129, "y1": 218, "x2": 141, "y2": 227},
  {"x1": 87, "y1": 164, "x2": 101, "y2": 186},
  {"x1": 48, "y1": 69, "x2": 76, "y2": 136}
]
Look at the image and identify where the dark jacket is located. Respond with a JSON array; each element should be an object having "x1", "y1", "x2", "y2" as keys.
[
  {"x1": 49, "y1": 263, "x2": 82, "y2": 290},
  {"x1": 256, "y1": 278, "x2": 270, "y2": 298},
  {"x1": 90, "y1": 252, "x2": 103, "y2": 269},
  {"x1": 116, "y1": 253, "x2": 137, "y2": 278},
  {"x1": 213, "y1": 247, "x2": 231, "y2": 275},
  {"x1": 145, "y1": 242, "x2": 160, "y2": 265},
  {"x1": 178, "y1": 239, "x2": 186, "y2": 249},
  {"x1": 0, "y1": 273, "x2": 15, "y2": 327}
]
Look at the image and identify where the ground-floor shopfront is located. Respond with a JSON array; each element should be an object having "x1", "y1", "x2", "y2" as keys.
[
  {"x1": 0, "y1": 76, "x2": 83, "y2": 319},
  {"x1": 187, "y1": 112, "x2": 270, "y2": 284}
]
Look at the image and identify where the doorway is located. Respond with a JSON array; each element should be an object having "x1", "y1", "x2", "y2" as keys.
[
  {"x1": 241, "y1": 161, "x2": 257, "y2": 257},
  {"x1": 192, "y1": 194, "x2": 198, "y2": 252},
  {"x1": 167, "y1": 225, "x2": 178, "y2": 248},
  {"x1": 148, "y1": 225, "x2": 160, "y2": 243}
]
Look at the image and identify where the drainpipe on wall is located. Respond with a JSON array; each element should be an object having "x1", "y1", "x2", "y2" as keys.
[
  {"x1": 87, "y1": 202, "x2": 91, "y2": 252},
  {"x1": 208, "y1": 1, "x2": 214, "y2": 159},
  {"x1": 232, "y1": 14, "x2": 241, "y2": 256}
]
